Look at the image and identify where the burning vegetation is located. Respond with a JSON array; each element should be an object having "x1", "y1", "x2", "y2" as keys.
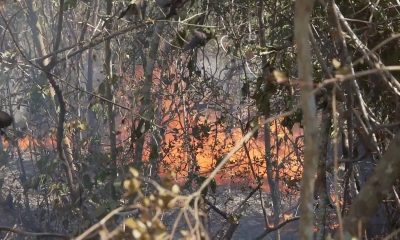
[{"x1": 1, "y1": 0, "x2": 400, "y2": 240}]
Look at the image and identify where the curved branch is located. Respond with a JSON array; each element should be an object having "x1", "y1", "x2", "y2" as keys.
[
  {"x1": 34, "y1": 23, "x2": 147, "y2": 66},
  {"x1": 47, "y1": 73, "x2": 77, "y2": 198}
]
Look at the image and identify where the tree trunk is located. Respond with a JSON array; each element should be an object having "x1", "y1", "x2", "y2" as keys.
[
  {"x1": 86, "y1": 0, "x2": 100, "y2": 153},
  {"x1": 315, "y1": 110, "x2": 331, "y2": 240},
  {"x1": 257, "y1": 1, "x2": 281, "y2": 239},
  {"x1": 134, "y1": 22, "x2": 165, "y2": 170},
  {"x1": 294, "y1": 0, "x2": 319, "y2": 239},
  {"x1": 104, "y1": 0, "x2": 118, "y2": 199}
]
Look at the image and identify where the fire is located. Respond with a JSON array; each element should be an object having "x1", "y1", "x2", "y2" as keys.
[
  {"x1": 114, "y1": 64, "x2": 304, "y2": 188},
  {"x1": 2, "y1": 132, "x2": 57, "y2": 152},
  {"x1": 156, "y1": 111, "x2": 302, "y2": 186},
  {"x1": 2, "y1": 135, "x2": 38, "y2": 150},
  {"x1": 0, "y1": 64, "x2": 303, "y2": 194}
]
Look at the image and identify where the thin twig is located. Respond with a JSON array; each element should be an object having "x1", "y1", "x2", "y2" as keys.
[
  {"x1": 392, "y1": 186, "x2": 400, "y2": 208},
  {"x1": 74, "y1": 206, "x2": 124, "y2": 240},
  {"x1": 203, "y1": 198, "x2": 228, "y2": 219},
  {"x1": 254, "y1": 217, "x2": 300, "y2": 240},
  {"x1": 383, "y1": 228, "x2": 400, "y2": 240},
  {"x1": 0, "y1": 226, "x2": 70, "y2": 239}
]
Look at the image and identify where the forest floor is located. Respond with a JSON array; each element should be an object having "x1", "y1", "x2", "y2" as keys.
[
  {"x1": 0, "y1": 156, "x2": 300, "y2": 240},
  {"x1": 202, "y1": 187, "x2": 298, "y2": 240}
]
